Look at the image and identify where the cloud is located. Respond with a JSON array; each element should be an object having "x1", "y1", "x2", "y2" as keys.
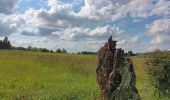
[
  {"x1": 0, "y1": 0, "x2": 19, "y2": 15},
  {"x1": 77, "y1": 0, "x2": 170, "y2": 21},
  {"x1": 117, "y1": 36, "x2": 140, "y2": 46},
  {"x1": 151, "y1": 0, "x2": 170, "y2": 17},
  {"x1": 9, "y1": 34, "x2": 55, "y2": 49},
  {"x1": 52, "y1": 25, "x2": 125, "y2": 41},
  {"x1": 0, "y1": 22, "x2": 13, "y2": 36},
  {"x1": 14, "y1": 0, "x2": 170, "y2": 38},
  {"x1": 0, "y1": 13, "x2": 24, "y2": 36},
  {"x1": 113, "y1": 0, "x2": 170, "y2": 21},
  {"x1": 77, "y1": 0, "x2": 121, "y2": 21},
  {"x1": 0, "y1": 14, "x2": 20, "y2": 36},
  {"x1": 131, "y1": 36, "x2": 139, "y2": 43},
  {"x1": 0, "y1": 0, "x2": 169, "y2": 52},
  {"x1": 146, "y1": 18, "x2": 170, "y2": 44},
  {"x1": 146, "y1": 19, "x2": 170, "y2": 35}
]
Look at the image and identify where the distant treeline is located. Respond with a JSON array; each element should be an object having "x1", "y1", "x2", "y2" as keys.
[
  {"x1": 2, "y1": 36, "x2": 167, "y2": 55},
  {"x1": 77, "y1": 51, "x2": 97, "y2": 55},
  {"x1": 0, "y1": 36, "x2": 98, "y2": 55},
  {"x1": 11, "y1": 46, "x2": 67, "y2": 53},
  {"x1": 135, "y1": 49, "x2": 170, "y2": 58},
  {"x1": 0, "y1": 37, "x2": 67, "y2": 53},
  {"x1": 124, "y1": 51, "x2": 138, "y2": 57},
  {"x1": 77, "y1": 50, "x2": 137, "y2": 56}
]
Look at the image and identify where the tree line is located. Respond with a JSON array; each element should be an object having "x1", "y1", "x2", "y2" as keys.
[
  {"x1": 0, "y1": 36, "x2": 97, "y2": 54},
  {"x1": 0, "y1": 37, "x2": 138, "y2": 55},
  {"x1": 0, "y1": 37, "x2": 67, "y2": 53}
]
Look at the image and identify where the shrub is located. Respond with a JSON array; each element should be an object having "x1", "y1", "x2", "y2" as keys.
[
  {"x1": 61, "y1": 48, "x2": 67, "y2": 53},
  {"x1": 146, "y1": 51, "x2": 170, "y2": 97},
  {"x1": 56, "y1": 49, "x2": 61, "y2": 53}
]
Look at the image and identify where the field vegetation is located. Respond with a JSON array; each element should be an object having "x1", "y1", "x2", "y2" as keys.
[
  {"x1": 0, "y1": 50, "x2": 98, "y2": 99},
  {"x1": 0, "y1": 50, "x2": 169, "y2": 100}
]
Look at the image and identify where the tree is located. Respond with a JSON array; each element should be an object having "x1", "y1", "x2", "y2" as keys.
[
  {"x1": 127, "y1": 51, "x2": 133, "y2": 56},
  {"x1": 40, "y1": 48, "x2": 49, "y2": 52},
  {"x1": 0, "y1": 40, "x2": 3, "y2": 49},
  {"x1": 27, "y1": 46, "x2": 32, "y2": 51},
  {"x1": 56, "y1": 49, "x2": 61, "y2": 53},
  {"x1": 61, "y1": 48, "x2": 67, "y2": 53},
  {"x1": 0, "y1": 36, "x2": 11, "y2": 49},
  {"x1": 80, "y1": 51, "x2": 96, "y2": 55},
  {"x1": 50, "y1": 50, "x2": 53, "y2": 53}
]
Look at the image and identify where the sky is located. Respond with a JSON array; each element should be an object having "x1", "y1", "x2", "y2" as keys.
[{"x1": 0, "y1": 0, "x2": 170, "y2": 53}]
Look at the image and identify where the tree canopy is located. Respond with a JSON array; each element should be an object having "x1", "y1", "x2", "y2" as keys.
[{"x1": 0, "y1": 36, "x2": 11, "y2": 49}]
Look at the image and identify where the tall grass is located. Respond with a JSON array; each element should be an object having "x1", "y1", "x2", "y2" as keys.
[
  {"x1": 0, "y1": 50, "x2": 169, "y2": 99},
  {"x1": 131, "y1": 58, "x2": 154, "y2": 99},
  {"x1": 0, "y1": 50, "x2": 99, "y2": 99}
]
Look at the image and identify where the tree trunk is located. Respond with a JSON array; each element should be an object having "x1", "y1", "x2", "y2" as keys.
[{"x1": 96, "y1": 36, "x2": 140, "y2": 100}]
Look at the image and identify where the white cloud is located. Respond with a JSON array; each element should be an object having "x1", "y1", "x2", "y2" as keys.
[
  {"x1": 117, "y1": 36, "x2": 139, "y2": 46},
  {"x1": 0, "y1": 14, "x2": 21, "y2": 36},
  {"x1": 131, "y1": 36, "x2": 139, "y2": 43},
  {"x1": 150, "y1": 36, "x2": 163, "y2": 44},
  {"x1": 113, "y1": 0, "x2": 170, "y2": 21},
  {"x1": 146, "y1": 19, "x2": 170, "y2": 35},
  {"x1": 48, "y1": 0, "x2": 58, "y2": 8},
  {"x1": 151, "y1": 0, "x2": 170, "y2": 17},
  {"x1": 52, "y1": 25, "x2": 125, "y2": 41},
  {"x1": 146, "y1": 18, "x2": 170, "y2": 44},
  {"x1": 76, "y1": 0, "x2": 170, "y2": 21},
  {"x1": 7, "y1": 0, "x2": 169, "y2": 37},
  {"x1": 0, "y1": 0, "x2": 169, "y2": 52}
]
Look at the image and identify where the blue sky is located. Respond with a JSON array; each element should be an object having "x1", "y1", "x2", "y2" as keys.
[{"x1": 0, "y1": 0, "x2": 170, "y2": 53}]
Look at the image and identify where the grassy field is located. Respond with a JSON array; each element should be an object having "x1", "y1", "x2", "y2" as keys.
[
  {"x1": 0, "y1": 50, "x2": 167, "y2": 99},
  {"x1": 0, "y1": 50, "x2": 98, "y2": 99},
  {"x1": 131, "y1": 57, "x2": 154, "y2": 99}
]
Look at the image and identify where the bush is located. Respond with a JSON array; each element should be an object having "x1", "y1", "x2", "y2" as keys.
[
  {"x1": 146, "y1": 51, "x2": 170, "y2": 97},
  {"x1": 61, "y1": 48, "x2": 67, "y2": 53},
  {"x1": 56, "y1": 49, "x2": 61, "y2": 53}
]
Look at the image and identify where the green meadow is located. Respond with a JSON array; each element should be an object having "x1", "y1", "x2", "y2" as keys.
[
  {"x1": 0, "y1": 50, "x2": 98, "y2": 100},
  {"x1": 0, "y1": 50, "x2": 168, "y2": 100}
]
